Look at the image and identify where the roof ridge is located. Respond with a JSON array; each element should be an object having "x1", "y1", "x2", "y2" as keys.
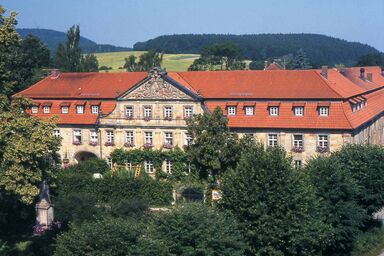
[{"x1": 313, "y1": 70, "x2": 344, "y2": 98}]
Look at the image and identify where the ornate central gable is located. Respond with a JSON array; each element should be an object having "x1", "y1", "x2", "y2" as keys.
[{"x1": 121, "y1": 68, "x2": 193, "y2": 100}]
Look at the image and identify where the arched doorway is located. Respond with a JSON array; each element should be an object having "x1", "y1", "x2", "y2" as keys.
[{"x1": 74, "y1": 151, "x2": 98, "y2": 163}]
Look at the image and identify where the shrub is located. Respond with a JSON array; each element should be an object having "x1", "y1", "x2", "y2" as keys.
[
  {"x1": 352, "y1": 226, "x2": 384, "y2": 256},
  {"x1": 111, "y1": 198, "x2": 148, "y2": 217},
  {"x1": 150, "y1": 203, "x2": 248, "y2": 255},
  {"x1": 64, "y1": 158, "x2": 109, "y2": 175},
  {"x1": 0, "y1": 240, "x2": 9, "y2": 256}
]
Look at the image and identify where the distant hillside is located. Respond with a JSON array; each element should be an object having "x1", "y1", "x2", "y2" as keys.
[
  {"x1": 133, "y1": 34, "x2": 380, "y2": 67},
  {"x1": 17, "y1": 28, "x2": 131, "y2": 53}
]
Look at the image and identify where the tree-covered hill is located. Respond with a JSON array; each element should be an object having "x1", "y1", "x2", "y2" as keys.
[
  {"x1": 133, "y1": 34, "x2": 380, "y2": 67},
  {"x1": 17, "y1": 28, "x2": 131, "y2": 53}
]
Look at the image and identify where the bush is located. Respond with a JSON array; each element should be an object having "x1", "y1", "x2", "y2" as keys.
[
  {"x1": 352, "y1": 226, "x2": 384, "y2": 256},
  {"x1": 111, "y1": 198, "x2": 148, "y2": 217},
  {"x1": 98, "y1": 65, "x2": 111, "y2": 70},
  {"x1": 64, "y1": 158, "x2": 109, "y2": 175},
  {"x1": 0, "y1": 240, "x2": 9, "y2": 256},
  {"x1": 150, "y1": 203, "x2": 248, "y2": 255}
]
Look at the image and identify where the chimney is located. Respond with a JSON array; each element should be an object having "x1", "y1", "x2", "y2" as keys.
[
  {"x1": 320, "y1": 66, "x2": 328, "y2": 79},
  {"x1": 366, "y1": 72, "x2": 373, "y2": 82},
  {"x1": 50, "y1": 69, "x2": 60, "y2": 79},
  {"x1": 360, "y1": 68, "x2": 365, "y2": 79}
]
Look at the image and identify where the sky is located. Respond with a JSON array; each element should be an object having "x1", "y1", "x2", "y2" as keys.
[{"x1": 2, "y1": 0, "x2": 384, "y2": 51}]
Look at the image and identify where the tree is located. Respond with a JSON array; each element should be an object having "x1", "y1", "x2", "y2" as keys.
[
  {"x1": 306, "y1": 155, "x2": 367, "y2": 255},
  {"x1": 221, "y1": 142, "x2": 332, "y2": 255},
  {"x1": 124, "y1": 50, "x2": 163, "y2": 72},
  {"x1": 356, "y1": 53, "x2": 384, "y2": 68},
  {"x1": 286, "y1": 49, "x2": 312, "y2": 70},
  {"x1": 249, "y1": 60, "x2": 265, "y2": 70},
  {"x1": 0, "y1": 96, "x2": 61, "y2": 204},
  {"x1": 189, "y1": 43, "x2": 246, "y2": 71},
  {"x1": 54, "y1": 25, "x2": 98, "y2": 72},
  {"x1": 150, "y1": 203, "x2": 248, "y2": 255},
  {"x1": 186, "y1": 107, "x2": 241, "y2": 180}
]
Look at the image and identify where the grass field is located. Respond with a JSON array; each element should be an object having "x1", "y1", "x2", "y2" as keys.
[{"x1": 93, "y1": 51, "x2": 200, "y2": 72}]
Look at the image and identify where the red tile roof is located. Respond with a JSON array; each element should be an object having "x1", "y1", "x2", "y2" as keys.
[
  {"x1": 15, "y1": 72, "x2": 147, "y2": 99},
  {"x1": 27, "y1": 100, "x2": 116, "y2": 125}
]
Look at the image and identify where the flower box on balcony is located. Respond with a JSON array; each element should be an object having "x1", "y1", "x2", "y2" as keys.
[
  {"x1": 144, "y1": 116, "x2": 151, "y2": 122},
  {"x1": 89, "y1": 141, "x2": 98, "y2": 146},
  {"x1": 163, "y1": 143, "x2": 173, "y2": 149},
  {"x1": 316, "y1": 146, "x2": 329, "y2": 153},
  {"x1": 291, "y1": 146, "x2": 304, "y2": 153},
  {"x1": 143, "y1": 143, "x2": 153, "y2": 149},
  {"x1": 72, "y1": 141, "x2": 82, "y2": 145},
  {"x1": 124, "y1": 142, "x2": 135, "y2": 148},
  {"x1": 125, "y1": 115, "x2": 133, "y2": 120},
  {"x1": 104, "y1": 142, "x2": 115, "y2": 147},
  {"x1": 164, "y1": 116, "x2": 172, "y2": 121}
]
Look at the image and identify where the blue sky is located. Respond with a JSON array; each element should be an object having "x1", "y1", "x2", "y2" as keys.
[{"x1": 2, "y1": 0, "x2": 384, "y2": 51}]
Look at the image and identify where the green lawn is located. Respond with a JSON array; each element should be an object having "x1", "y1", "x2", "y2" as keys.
[{"x1": 93, "y1": 51, "x2": 200, "y2": 72}]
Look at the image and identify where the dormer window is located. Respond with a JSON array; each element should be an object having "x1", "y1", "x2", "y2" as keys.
[
  {"x1": 245, "y1": 106, "x2": 254, "y2": 116},
  {"x1": 91, "y1": 105, "x2": 99, "y2": 114},
  {"x1": 61, "y1": 106, "x2": 69, "y2": 114},
  {"x1": 43, "y1": 106, "x2": 50, "y2": 114},
  {"x1": 319, "y1": 107, "x2": 329, "y2": 116},
  {"x1": 294, "y1": 107, "x2": 304, "y2": 116},
  {"x1": 31, "y1": 106, "x2": 38, "y2": 114},
  {"x1": 227, "y1": 106, "x2": 237, "y2": 116},
  {"x1": 269, "y1": 107, "x2": 279, "y2": 116},
  {"x1": 76, "y1": 105, "x2": 84, "y2": 114}
]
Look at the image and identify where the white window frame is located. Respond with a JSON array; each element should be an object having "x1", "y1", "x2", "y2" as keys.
[
  {"x1": 184, "y1": 106, "x2": 193, "y2": 119},
  {"x1": 144, "y1": 131, "x2": 153, "y2": 145},
  {"x1": 293, "y1": 134, "x2": 303, "y2": 147},
  {"x1": 319, "y1": 107, "x2": 329, "y2": 116},
  {"x1": 125, "y1": 131, "x2": 134, "y2": 144},
  {"x1": 89, "y1": 130, "x2": 98, "y2": 143},
  {"x1": 294, "y1": 107, "x2": 304, "y2": 116},
  {"x1": 76, "y1": 105, "x2": 84, "y2": 114},
  {"x1": 43, "y1": 106, "x2": 50, "y2": 114},
  {"x1": 184, "y1": 133, "x2": 192, "y2": 146},
  {"x1": 144, "y1": 106, "x2": 152, "y2": 118},
  {"x1": 61, "y1": 106, "x2": 69, "y2": 114},
  {"x1": 164, "y1": 132, "x2": 173, "y2": 145},
  {"x1": 105, "y1": 130, "x2": 114, "y2": 144},
  {"x1": 294, "y1": 159, "x2": 302, "y2": 168},
  {"x1": 31, "y1": 106, "x2": 38, "y2": 114},
  {"x1": 164, "y1": 106, "x2": 173, "y2": 119},
  {"x1": 227, "y1": 106, "x2": 237, "y2": 116},
  {"x1": 269, "y1": 107, "x2": 279, "y2": 116},
  {"x1": 73, "y1": 129, "x2": 82, "y2": 144},
  {"x1": 91, "y1": 105, "x2": 99, "y2": 114},
  {"x1": 245, "y1": 106, "x2": 254, "y2": 116},
  {"x1": 144, "y1": 160, "x2": 154, "y2": 174},
  {"x1": 54, "y1": 129, "x2": 61, "y2": 138},
  {"x1": 125, "y1": 106, "x2": 134, "y2": 118},
  {"x1": 318, "y1": 135, "x2": 329, "y2": 148},
  {"x1": 268, "y1": 133, "x2": 278, "y2": 147},
  {"x1": 164, "y1": 159, "x2": 172, "y2": 173}
]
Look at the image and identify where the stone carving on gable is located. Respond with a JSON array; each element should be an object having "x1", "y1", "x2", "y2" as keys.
[{"x1": 125, "y1": 69, "x2": 192, "y2": 100}]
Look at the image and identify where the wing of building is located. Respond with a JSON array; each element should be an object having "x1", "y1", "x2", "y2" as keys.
[{"x1": 14, "y1": 66, "x2": 384, "y2": 170}]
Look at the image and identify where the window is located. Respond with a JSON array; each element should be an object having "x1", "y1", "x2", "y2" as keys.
[
  {"x1": 91, "y1": 105, "x2": 99, "y2": 114},
  {"x1": 244, "y1": 133, "x2": 254, "y2": 138},
  {"x1": 269, "y1": 107, "x2": 279, "y2": 116},
  {"x1": 43, "y1": 106, "x2": 50, "y2": 114},
  {"x1": 185, "y1": 133, "x2": 192, "y2": 146},
  {"x1": 293, "y1": 134, "x2": 303, "y2": 147},
  {"x1": 105, "y1": 130, "x2": 114, "y2": 144},
  {"x1": 164, "y1": 159, "x2": 172, "y2": 173},
  {"x1": 54, "y1": 129, "x2": 61, "y2": 138},
  {"x1": 31, "y1": 106, "x2": 38, "y2": 114},
  {"x1": 245, "y1": 106, "x2": 254, "y2": 116},
  {"x1": 164, "y1": 132, "x2": 173, "y2": 145},
  {"x1": 294, "y1": 160, "x2": 302, "y2": 168},
  {"x1": 76, "y1": 105, "x2": 84, "y2": 114},
  {"x1": 268, "y1": 134, "x2": 278, "y2": 146},
  {"x1": 227, "y1": 106, "x2": 237, "y2": 116},
  {"x1": 144, "y1": 132, "x2": 153, "y2": 145},
  {"x1": 144, "y1": 160, "x2": 154, "y2": 174},
  {"x1": 164, "y1": 106, "x2": 173, "y2": 119},
  {"x1": 61, "y1": 106, "x2": 69, "y2": 114},
  {"x1": 319, "y1": 107, "x2": 329, "y2": 116},
  {"x1": 126, "y1": 131, "x2": 134, "y2": 144},
  {"x1": 125, "y1": 106, "x2": 134, "y2": 118},
  {"x1": 294, "y1": 107, "x2": 304, "y2": 116},
  {"x1": 89, "y1": 130, "x2": 98, "y2": 144},
  {"x1": 106, "y1": 158, "x2": 113, "y2": 168},
  {"x1": 144, "y1": 106, "x2": 152, "y2": 118},
  {"x1": 73, "y1": 129, "x2": 82, "y2": 144},
  {"x1": 318, "y1": 135, "x2": 329, "y2": 148},
  {"x1": 184, "y1": 106, "x2": 193, "y2": 119}
]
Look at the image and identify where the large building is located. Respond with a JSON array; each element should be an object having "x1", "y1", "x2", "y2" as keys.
[{"x1": 14, "y1": 66, "x2": 384, "y2": 171}]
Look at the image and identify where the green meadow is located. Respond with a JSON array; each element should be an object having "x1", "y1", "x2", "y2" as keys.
[{"x1": 93, "y1": 51, "x2": 200, "y2": 72}]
